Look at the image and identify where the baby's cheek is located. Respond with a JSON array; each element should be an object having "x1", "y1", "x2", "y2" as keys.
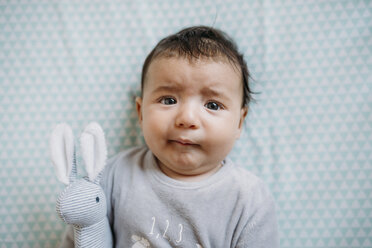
[{"x1": 209, "y1": 131, "x2": 236, "y2": 151}]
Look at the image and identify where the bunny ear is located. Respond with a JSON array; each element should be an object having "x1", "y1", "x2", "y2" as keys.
[
  {"x1": 80, "y1": 122, "x2": 107, "y2": 182},
  {"x1": 50, "y1": 123, "x2": 74, "y2": 185}
]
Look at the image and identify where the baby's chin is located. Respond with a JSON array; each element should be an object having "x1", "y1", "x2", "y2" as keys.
[{"x1": 156, "y1": 158, "x2": 223, "y2": 182}]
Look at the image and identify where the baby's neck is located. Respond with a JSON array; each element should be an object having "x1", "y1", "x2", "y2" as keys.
[{"x1": 157, "y1": 161, "x2": 224, "y2": 182}]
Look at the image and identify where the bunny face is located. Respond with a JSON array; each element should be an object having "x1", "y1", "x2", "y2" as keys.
[{"x1": 56, "y1": 179, "x2": 107, "y2": 226}]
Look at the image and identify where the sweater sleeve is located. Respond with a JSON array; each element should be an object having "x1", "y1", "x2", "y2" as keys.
[{"x1": 235, "y1": 181, "x2": 279, "y2": 248}]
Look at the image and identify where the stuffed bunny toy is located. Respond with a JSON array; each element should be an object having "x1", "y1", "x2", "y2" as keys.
[{"x1": 50, "y1": 122, "x2": 113, "y2": 247}]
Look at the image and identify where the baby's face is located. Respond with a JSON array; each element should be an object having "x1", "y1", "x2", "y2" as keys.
[{"x1": 136, "y1": 57, "x2": 247, "y2": 181}]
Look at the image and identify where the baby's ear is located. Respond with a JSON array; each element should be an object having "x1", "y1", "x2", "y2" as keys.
[
  {"x1": 135, "y1": 96, "x2": 143, "y2": 125},
  {"x1": 236, "y1": 106, "x2": 248, "y2": 138}
]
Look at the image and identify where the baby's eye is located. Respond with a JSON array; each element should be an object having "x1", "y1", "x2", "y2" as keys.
[
  {"x1": 160, "y1": 97, "x2": 177, "y2": 105},
  {"x1": 205, "y1": 101, "x2": 222, "y2": 111}
]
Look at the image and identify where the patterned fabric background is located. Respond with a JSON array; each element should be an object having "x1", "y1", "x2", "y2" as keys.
[{"x1": 0, "y1": 0, "x2": 371, "y2": 247}]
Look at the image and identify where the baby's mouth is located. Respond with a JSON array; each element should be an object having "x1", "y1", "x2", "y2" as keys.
[{"x1": 170, "y1": 139, "x2": 198, "y2": 146}]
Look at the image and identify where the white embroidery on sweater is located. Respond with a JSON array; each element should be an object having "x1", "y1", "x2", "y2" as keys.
[
  {"x1": 131, "y1": 235, "x2": 150, "y2": 248},
  {"x1": 148, "y1": 216, "x2": 184, "y2": 245}
]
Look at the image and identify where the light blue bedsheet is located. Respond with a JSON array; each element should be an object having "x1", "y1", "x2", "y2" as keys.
[{"x1": 1, "y1": 1, "x2": 371, "y2": 247}]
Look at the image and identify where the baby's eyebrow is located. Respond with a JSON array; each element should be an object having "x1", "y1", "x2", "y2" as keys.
[
  {"x1": 152, "y1": 84, "x2": 183, "y2": 93},
  {"x1": 200, "y1": 87, "x2": 226, "y2": 99}
]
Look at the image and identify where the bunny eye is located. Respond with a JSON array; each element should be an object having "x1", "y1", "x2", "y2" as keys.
[{"x1": 96, "y1": 197, "x2": 100, "y2": 203}]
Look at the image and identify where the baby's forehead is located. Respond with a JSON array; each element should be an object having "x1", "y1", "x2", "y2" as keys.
[
  {"x1": 144, "y1": 55, "x2": 244, "y2": 95},
  {"x1": 148, "y1": 54, "x2": 242, "y2": 78}
]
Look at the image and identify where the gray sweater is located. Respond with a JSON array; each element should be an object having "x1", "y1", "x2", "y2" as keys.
[{"x1": 60, "y1": 146, "x2": 279, "y2": 247}]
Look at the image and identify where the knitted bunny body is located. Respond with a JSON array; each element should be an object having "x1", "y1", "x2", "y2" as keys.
[{"x1": 50, "y1": 123, "x2": 113, "y2": 248}]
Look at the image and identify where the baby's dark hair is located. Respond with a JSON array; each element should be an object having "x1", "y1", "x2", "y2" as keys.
[{"x1": 141, "y1": 26, "x2": 252, "y2": 108}]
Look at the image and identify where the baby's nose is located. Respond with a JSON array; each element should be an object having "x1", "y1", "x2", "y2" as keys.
[{"x1": 175, "y1": 104, "x2": 200, "y2": 129}]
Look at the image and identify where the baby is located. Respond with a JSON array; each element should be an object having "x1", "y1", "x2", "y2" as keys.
[{"x1": 60, "y1": 26, "x2": 279, "y2": 247}]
